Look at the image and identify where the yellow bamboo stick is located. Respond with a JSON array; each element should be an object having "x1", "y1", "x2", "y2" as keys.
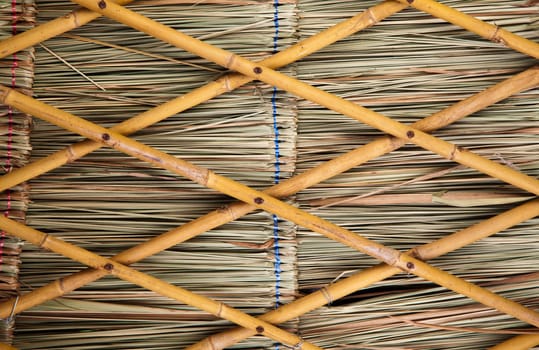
[
  {"x1": 2, "y1": 87, "x2": 539, "y2": 329},
  {"x1": 0, "y1": 0, "x2": 133, "y2": 59},
  {"x1": 0, "y1": 344, "x2": 18, "y2": 350},
  {"x1": 0, "y1": 66, "x2": 535, "y2": 319},
  {"x1": 68, "y1": 0, "x2": 539, "y2": 196},
  {"x1": 0, "y1": 0, "x2": 407, "y2": 192},
  {"x1": 190, "y1": 199, "x2": 539, "y2": 350},
  {"x1": 0, "y1": 216, "x2": 320, "y2": 350},
  {"x1": 394, "y1": 0, "x2": 539, "y2": 59},
  {"x1": 489, "y1": 334, "x2": 539, "y2": 350}
]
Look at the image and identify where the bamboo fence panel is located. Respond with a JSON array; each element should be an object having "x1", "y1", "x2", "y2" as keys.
[
  {"x1": 0, "y1": 0, "x2": 35, "y2": 344},
  {"x1": 294, "y1": 0, "x2": 539, "y2": 348},
  {"x1": 0, "y1": 0, "x2": 536, "y2": 350},
  {"x1": 16, "y1": 1, "x2": 299, "y2": 348}
]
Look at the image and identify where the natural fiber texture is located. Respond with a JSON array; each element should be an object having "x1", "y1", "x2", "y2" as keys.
[
  {"x1": 295, "y1": 0, "x2": 539, "y2": 348},
  {"x1": 0, "y1": 0, "x2": 35, "y2": 344},
  {"x1": 16, "y1": 1, "x2": 299, "y2": 349},
  {"x1": 5, "y1": 0, "x2": 539, "y2": 349}
]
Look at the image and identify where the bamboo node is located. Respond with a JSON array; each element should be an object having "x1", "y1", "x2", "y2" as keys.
[
  {"x1": 3, "y1": 295, "x2": 19, "y2": 328},
  {"x1": 490, "y1": 25, "x2": 502, "y2": 43},
  {"x1": 449, "y1": 144, "x2": 462, "y2": 160},
  {"x1": 320, "y1": 286, "x2": 333, "y2": 306},
  {"x1": 65, "y1": 145, "x2": 77, "y2": 163},
  {"x1": 365, "y1": 8, "x2": 378, "y2": 25},
  {"x1": 290, "y1": 339, "x2": 305, "y2": 350},
  {"x1": 224, "y1": 53, "x2": 236, "y2": 69}
]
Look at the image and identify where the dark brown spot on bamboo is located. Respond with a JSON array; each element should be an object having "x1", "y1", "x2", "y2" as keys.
[
  {"x1": 406, "y1": 262, "x2": 414, "y2": 269},
  {"x1": 256, "y1": 326, "x2": 264, "y2": 334},
  {"x1": 406, "y1": 130, "x2": 415, "y2": 139},
  {"x1": 98, "y1": 0, "x2": 107, "y2": 9},
  {"x1": 103, "y1": 263, "x2": 114, "y2": 271},
  {"x1": 253, "y1": 67, "x2": 263, "y2": 74},
  {"x1": 407, "y1": 0, "x2": 414, "y2": 3},
  {"x1": 101, "y1": 133, "x2": 110, "y2": 141},
  {"x1": 254, "y1": 197, "x2": 264, "y2": 204}
]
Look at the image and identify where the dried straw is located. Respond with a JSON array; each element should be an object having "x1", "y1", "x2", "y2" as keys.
[
  {"x1": 6, "y1": 0, "x2": 539, "y2": 349},
  {"x1": 295, "y1": 0, "x2": 539, "y2": 348},
  {"x1": 16, "y1": 0, "x2": 298, "y2": 348},
  {"x1": 0, "y1": 0, "x2": 35, "y2": 344}
]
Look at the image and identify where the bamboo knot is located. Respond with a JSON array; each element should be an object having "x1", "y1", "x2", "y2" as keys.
[
  {"x1": 364, "y1": 8, "x2": 378, "y2": 25},
  {"x1": 0, "y1": 85, "x2": 12, "y2": 105},
  {"x1": 320, "y1": 286, "x2": 333, "y2": 305}
]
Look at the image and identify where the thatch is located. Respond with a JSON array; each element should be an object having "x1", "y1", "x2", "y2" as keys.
[
  {"x1": 16, "y1": 1, "x2": 298, "y2": 349},
  {"x1": 295, "y1": 0, "x2": 539, "y2": 348},
  {"x1": 0, "y1": 0, "x2": 35, "y2": 344},
  {"x1": 2, "y1": 0, "x2": 538, "y2": 349}
]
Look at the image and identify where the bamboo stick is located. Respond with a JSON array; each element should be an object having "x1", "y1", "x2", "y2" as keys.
[
  {"x1": 1, "y1": 66, "x2": 535, "y2": 319},
  {"x1": 394, "y1": 0, "x2": 539, "y2": 59},
  {"x1": 0, "y1": 216, "x2": 319, "y2": 350},
  {"x1": 0, "y1": 0, "x2": 133, "y2": 59},
  {"x1": 67, "y1": 0, "x2": 539, "y2": 196},
  {"x1": 0, "y1": 0, "x2": 407, "y2": 192},
  {"x1": 489, "y1": 334, "x2": 539, "y2": 350},
  {"x1": 0, "y1": 344, "x2": 18, "y2": 350},
  {"x1": 190, "y1": 199, "x2": 539, "y2": 350},
  {"x1": 2, "y1": 87, "x2": 539, "y2": 329}
]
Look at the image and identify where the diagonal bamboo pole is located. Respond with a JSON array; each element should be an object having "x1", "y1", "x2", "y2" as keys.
[
  {"x1": 394, "y1": 0, "x2": 539, "y2": 59},
  {"x1": 1, "y1": 66, "x2": 536, "y2": 318},
  {"x1": 489, "y1": 334, "x2": 539, "y2": 350},
  {"x1": 0, "y1": 0, "x2": 407, "y2": 192},
  {"x1": 68, "y1": 0, "x2": 539, "y2": 196},
  {"x1": 0, "y1": 217, "x2": 320, "y2": 350},
  {"x1": 191, "y1": 198, "x2": 539, "y2": 350},
  {"x1": 0, "y1": 0, "x2": 131, "y2": 58},
  {"x1": 0, "y1": 344, "x2": 18, "y2": 350},
  {"x1": 2, "y1": 87, "x2": 539, "y2": 329},
  {"x1": 0, "y1": 0, "x2": 407, "y2": 61}
]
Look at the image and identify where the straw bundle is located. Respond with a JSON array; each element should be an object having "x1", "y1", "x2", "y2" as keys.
[
  {"x1": 0, "y1": 0, "x2": 35, "y2": 344},
  {"x1": 5, "y1": 0, "x2": 538, "y2": 349},
  {"x1": 295, "y1": 0, "x2": 539, "y2": 348},
  {"x1": 16, "y1": 0, "x2": 299, "y2": 348}
]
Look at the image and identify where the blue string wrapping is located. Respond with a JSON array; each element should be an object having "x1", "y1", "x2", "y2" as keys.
[{"x1": 271, "y1": 1, "x2": 282, "y2": 349}]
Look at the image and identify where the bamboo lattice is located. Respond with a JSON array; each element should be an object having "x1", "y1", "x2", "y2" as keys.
[{"x1": 0, "y1": 0, "x2": 537, "y2": 349}]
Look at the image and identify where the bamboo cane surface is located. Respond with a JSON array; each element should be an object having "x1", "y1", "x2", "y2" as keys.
[{"x1": 0, "y1": 0, "x2": 536, "y2": 348}]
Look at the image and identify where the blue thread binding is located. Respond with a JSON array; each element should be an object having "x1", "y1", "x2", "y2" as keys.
[{"x1": 271, "y1": 1, "x2": 282, "y2": 349}]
